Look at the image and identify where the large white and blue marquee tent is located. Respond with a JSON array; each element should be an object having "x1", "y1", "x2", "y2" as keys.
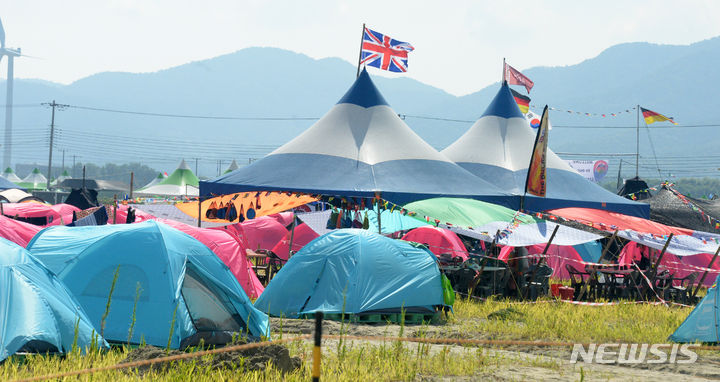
[
  {"x1": 201, "y1": 68, "x2": 511, "y2": 205},
  {"x1": 441, "y1": 82, "x2": 649, "y2": 218}
]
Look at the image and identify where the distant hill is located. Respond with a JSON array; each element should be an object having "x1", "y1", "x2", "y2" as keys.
[{"x1": 2, "y1": 37, "x2": 719, "y2": 180}]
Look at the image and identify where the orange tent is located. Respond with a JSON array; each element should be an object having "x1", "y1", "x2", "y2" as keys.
[{"x1": 176, "y1": 191, "x2": 317, "y2": 223}]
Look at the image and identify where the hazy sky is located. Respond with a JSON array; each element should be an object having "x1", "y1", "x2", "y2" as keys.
[{"x1": 2, "y1": 0, "x2": 719, "y2": 96}]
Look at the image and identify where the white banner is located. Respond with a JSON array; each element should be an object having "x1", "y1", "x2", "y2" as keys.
[{"x1": 566, "y1": 160, "x2": 610, "y2": 183}]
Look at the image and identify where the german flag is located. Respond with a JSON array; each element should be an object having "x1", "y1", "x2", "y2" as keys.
[
  {"x1": 641, "y1": 107, "x2": 678, "y2": 125},
  {"x1": 511, "y1": 89, "x2": 530, "y2": 114}
]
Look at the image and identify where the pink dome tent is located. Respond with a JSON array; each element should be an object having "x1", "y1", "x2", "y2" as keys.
[
  {"x1": 271, "y1": 223, "x2": 319, "y2": 260},
  {"x1": 213, "y1": 214, "x2": 288, "y2": 252},
  {"x1": 154, "y1": 218, "x2": 264, "y2": 298},
  {"x1": 1, "y1": 203, "x2": 79, "y2": 226},
  {"x1": 402, "y1": 226, "x2": 469, "y2": 261},
  {"x1": 0, "y1": 214, "x2": 42, "y2": 247}
]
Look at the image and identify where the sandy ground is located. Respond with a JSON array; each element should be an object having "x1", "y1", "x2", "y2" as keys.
[{"x1": 271, "y1": 317, "x2": 720, "y2": 381}]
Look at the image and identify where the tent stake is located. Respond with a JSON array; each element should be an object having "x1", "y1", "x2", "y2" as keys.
[{"x1": 692, "y1": 245, "x2": 720, "y2": 299}]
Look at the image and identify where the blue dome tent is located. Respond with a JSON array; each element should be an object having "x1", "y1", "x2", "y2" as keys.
[
  {"x1": 255, "y1": 229, "x2": 447, "y2": 318},
  {"x1": 0, "y1": 237, "x2": 106, "y2": 361},
  {"x1": 200, "y1": 68, "x2": 510, "y2": 205},
  {"x1": 441, "y1": 83, "x2": 649, "y2": 218},
  {"x1": 27, "y1": 221, "x2": 269, "y2": 348},
  {"x1": 670, "y1": 274, "x2": 720, "y2": 343}
]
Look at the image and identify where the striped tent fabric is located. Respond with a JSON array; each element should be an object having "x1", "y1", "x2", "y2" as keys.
[
  {"x1": 441, "y1": 83, "x2": 649, "y2": 218},
  {"x1": 200, "y1": 68, "x2": 510, "y2": 204}
]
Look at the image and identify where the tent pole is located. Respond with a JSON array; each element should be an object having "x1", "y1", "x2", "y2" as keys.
[
  {"x1": 692, "y1": 245, "x2": 720, "y2": 299},
  {"x1": 523, "y1": 225, "x2": 559, "y2": 299},
  {"x1": 356, "y1": 23, "x2": 366, "y2": 78},
  {"x1": 197, "y1": 196, "x2": 202, "y2": 228},
  {"x1": 600, "y1": 230, "x2": 618, "y2": 262},
  {"x1": 502, "y1": 57, "x2": 505, "y2": 82},
  {"x1": 113, "y1": 194, "x2": 117, "y2": 224},
  {"x1": 645, "y1": 233, "x2": 673, "y2": 300},
  {"x1": 376, "y1": 193, "x2": 382, "y2": 235},
  {"x1": 636, "y1": 105, "x2": 640, "y2": 178},
  {"x1": 470, "y1": 229, "x2": 501, "y2": 295},
  {"x1": 129, "y1": 172, "x2": 134, "y2": 199},
  {"x1": 288, "y1": 211, "x2": 296, "y2": 258}
]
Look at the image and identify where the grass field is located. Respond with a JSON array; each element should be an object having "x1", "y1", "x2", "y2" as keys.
[{"x1": 0, "y1": 296, "x2": 699, "y2": 381}]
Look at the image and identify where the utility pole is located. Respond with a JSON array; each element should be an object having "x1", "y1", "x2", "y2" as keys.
[
  {"x1": 193, "y1": 157, "x2": 199, "y2": 177},
  {"x1": 72, "y1": 155, "x2": 78, "y2": 178},
  {"x1": 41, "y1": 100, "x2": 68, "y2": 190},
  {"x1": 62, "y1": 149, "x2": 65, "y2": 171}
]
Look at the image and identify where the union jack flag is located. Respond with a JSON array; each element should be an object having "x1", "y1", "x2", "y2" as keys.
[{"x1": 360, "y1": 27, "x2": 414, "y2": 73}]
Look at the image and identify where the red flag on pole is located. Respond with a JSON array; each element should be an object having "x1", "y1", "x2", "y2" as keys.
[
  {"x1": 504, "y1": 62, "x2": 534, "y2": 93},
  {"x1": 525, "y1": 105, "x2": 549, "y2": 197}
]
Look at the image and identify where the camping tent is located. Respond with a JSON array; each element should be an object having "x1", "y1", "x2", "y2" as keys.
[
  {"x1": 224, "y1": 160, "x2": 240, "y2": 174},
  {"x1": 1, "y1": 203, "x2": 79, "y2": 226},
  {"x1": 2, "y1": 167, "x2": 22, "y2": 184},
  {"x1": 669, "y1": 274, "x2": 720, "y2": 343},
  {"x1": 27, "y1": 221, "x2": 269, "y2": 347},
  {"x1": 402, "y1": 226, "x2": 469, "y2": 261},
  {"x1": 0, "y1": 188, "x2": 42, "y2": 203},
  {"x1": 140, "y1": 172, "x2": 168, "y2": 189},
  {"x1": 154, "y1": 218, "x2": 264, "y2": 298},
  {"x1": 18, "y1": 168, "x2": 48, "y2": 191},
  {"x1": 214, "y1": 215, "x2": 288, "y2": 252},
  {"x1": 0, "y1": 214, "x2": 42, "y2": 247},
  {"x1": 270, "y1": 223, "x2": 319, "y2": 260},
  {"x1": 137, "y1": 160, "x2": 199, "y2": 196},
  {"x1": 51, "y1": 170, "x2": 71, "y2": 188},
  {"x1": 441, "y1": 82, "x2": 648, "y2": 218},
  {"x1": 201, "y1": 68, "x2": 509, "y2": 205},
  {"x1": 0, "y1": 238, "x2": 106, "y2": 361},
  {"x1": 255, "y1": 229, "x2": 446, "y2": 318}
]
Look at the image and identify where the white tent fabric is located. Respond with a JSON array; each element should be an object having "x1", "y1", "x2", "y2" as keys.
[
  {"x1": 449, "y1": 221, "x2": 602, "y2": 247},
  {"x1": 617, "y1": 230, "x2": 720, "y2": 257},
  {"x1": 0, "y1": 188, "x2": 37, "y2": 203}
]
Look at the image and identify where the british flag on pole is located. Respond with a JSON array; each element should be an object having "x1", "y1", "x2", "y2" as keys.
[{"x1": 360, "y1": 27, "x2": 415, "y2": 73}]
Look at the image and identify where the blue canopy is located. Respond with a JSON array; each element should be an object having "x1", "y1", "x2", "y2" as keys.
[
  {"x1": 1, "y1": 237, "x2": 106, "y2": 361},
  {"x1": 201, "y1": 68, "x2": 510, "y2": 205},
  {"x1": 27, "y1": 221, "x2": 269, "y2": 348},
  {"x1": 255, "y1": 229, "x2": 445, "y2": 317},
  {"x1": 0, "y1": 176, "x2": 23, "y2": 191},
  {"x1": 441, "y1": 83, "x2": 649, "y2": 218},
  {"x1": 670, "y1": 274, "x2": 720, "y2": 343}
]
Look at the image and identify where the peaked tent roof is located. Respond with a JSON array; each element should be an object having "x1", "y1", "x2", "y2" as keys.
[
  {"x1": 0, "y1": 237, "x2": 107, "y2": 361},
  {"x1": 2, "y1": 167, "x2": 23, "y2": 183},
  {"x1": 19, "y1": 168, "x2": 47, "y2": 191},
  {"x1": 441, "y1": 83, "x2": 649, "y2": 218},
  {"x1": 51, "y1": 170, "x2": 71, "y2": 187},
  {"x1": 224, "y1": 160, "x2": 240, "y2": 174},
  {"x1": 137, "y1": 160, "x2": 199, "y2": 196},
  {"x1": 141, "y1": 172, "x2": 168, "y2": 189},
  {"x1": 201, "y1": 68, "x2": 510, "y2": 204}
]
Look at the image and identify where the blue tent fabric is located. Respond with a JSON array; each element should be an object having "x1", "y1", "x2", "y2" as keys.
[
  {"x1": 1, "y1": 237, "x2": 106, "y2": 361},
  {"x1": 200, "y1": 68, "x2": 511, "y2": 205},
  {"x1": 670, "y1": 274, "x2": 720, "y2": 343},
  {"x1": 573, "y1": 241, "x2": 602, "y2": 263},
  {"x1": 26, "y1": 221, "x2": 269, "y2": 348},
  {"x1": 255, "y1": 229, "x2": 445, "y2": 318},
  {"x1": 441, "y1": 83, "x2": 650, "y2": 218},
  {"x1": 0, "y1": 177, "x2": 22, "y2": 191}
]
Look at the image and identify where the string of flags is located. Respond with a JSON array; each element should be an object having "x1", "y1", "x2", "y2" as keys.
[
  {"x1": 538, "y1": 105, "x2": 637, "y2": 118},
  {"x1": 664, "y1": 183, "x2": 720, "y2": 230}
]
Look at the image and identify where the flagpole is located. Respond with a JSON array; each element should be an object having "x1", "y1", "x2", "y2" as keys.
[
  {"x1": 502, "y1": 58, "x2": 506, "y2": 83},
  {"x1": 356, "y1": 23, "x2": 366, "y2": 78},
  {"x1": 636, "y1": 105, "x2": 640, "y2": 178}
]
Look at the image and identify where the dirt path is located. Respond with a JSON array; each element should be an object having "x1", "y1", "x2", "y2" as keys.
[{"x1": 271, "y1": 317, "x2": 720, "y2": 381}]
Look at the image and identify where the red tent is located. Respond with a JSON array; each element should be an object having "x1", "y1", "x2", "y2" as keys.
[
  {"x1": 0, "y1": 214, "x2": 42, "y2": 247},
  {"x1": 1, "y1": 203, "x2": 79, "y2": 226},
  {"x1": 271, "y1": 223, "x2": 319, "y2": 260},
  {"x1": 618, "y1": 241, "x2": 719, "y2": 287},
  {"x1": 402, "y1": 226, "x2": 469, "y2": 260},
  {"x1": 155, "y1": 218, "x2": 264, "y2": 298},
  {"x1": 212, "y1": 214, "x2": 288, "y2": 252}
]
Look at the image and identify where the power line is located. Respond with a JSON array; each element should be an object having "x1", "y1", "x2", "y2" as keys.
[{"x1": 63, "y1": 104, "x2": 319, "y2": 121}]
